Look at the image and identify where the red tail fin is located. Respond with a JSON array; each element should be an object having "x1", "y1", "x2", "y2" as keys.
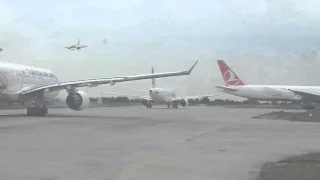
[
  {"x1": 151, "y1": 66, "x2": 156, "y2": 88},
  {"x1": 217, "y1": 60, "x2": 245, "y2": 86}
]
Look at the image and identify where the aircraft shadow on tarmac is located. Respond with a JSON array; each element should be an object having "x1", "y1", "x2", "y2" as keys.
[{"x1": 252, "y1": 110, "x2": 320, "y2": 122}]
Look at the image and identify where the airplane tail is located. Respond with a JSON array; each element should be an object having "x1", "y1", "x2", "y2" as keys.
[
  {"x1": 217, "y1": 60, "x2": 245, "y2": 86},
  {"x1": 77, "y1": 38, "x2": 80, "y2": 45},
  {"x1": 151, "y1": 66, "x2": 156, "y2": 88}
]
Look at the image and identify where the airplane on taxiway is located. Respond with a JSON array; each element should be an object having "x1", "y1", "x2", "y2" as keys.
[
  {"x1": 103, "y1": 63, "x2": 215, "y2": 109},
  {"x1": 0, "y1": 60, "x2": 198, "y2": 116},
  {"x1": 215, "y1": 60, "x2": 320, "y2": 109}
]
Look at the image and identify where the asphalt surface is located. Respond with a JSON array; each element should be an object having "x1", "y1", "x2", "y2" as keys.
[{"x1": 1, "y1": 106, "x2": 320, "y2": 180}]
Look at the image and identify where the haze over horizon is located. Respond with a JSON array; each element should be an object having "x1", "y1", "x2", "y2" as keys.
[{"x1": 1, "y1": 0, "x2": 320, "y2": 100}]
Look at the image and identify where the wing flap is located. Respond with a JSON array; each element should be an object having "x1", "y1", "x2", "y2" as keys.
[{"x1": 287, "y1": 89, "x2": 320, "y2": 101}]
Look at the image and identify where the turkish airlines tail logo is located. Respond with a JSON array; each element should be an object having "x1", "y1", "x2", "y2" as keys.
[
  {"x1": 151, "y1": 66, "x2": 156, "y2": 88},
  {"x1": 217, "y1": 60, "x2": 245, "y2": 86}
]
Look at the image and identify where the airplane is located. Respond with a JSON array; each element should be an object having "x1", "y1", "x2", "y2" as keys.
[
  {"x1": 215, "y1": 60, "x2": 320, "y2": 109},
  {"x1": 65, "y1": 39, "x2": 87, "y2": 51},
  {"x1": 0, "y1": 60, "x2": 198, "y2": 116},
  {"x1": 103, "y1": 63, "x2": 215, "y2": 109}
]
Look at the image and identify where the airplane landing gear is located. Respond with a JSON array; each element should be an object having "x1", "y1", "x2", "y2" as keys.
[
  {"x1": 27, "y1": 107, "x2": 48, "y2": 116},
  {"x1": 27, "y1": 93, "x2": 48, "y2": 116},
  {"x1": 146, "y1": 104, "x2": 152, "y2": 108}
]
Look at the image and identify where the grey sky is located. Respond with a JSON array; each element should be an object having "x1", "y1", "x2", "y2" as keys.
[{"x1": 1, "y1": 0, "x2": 320, "y2": 100}]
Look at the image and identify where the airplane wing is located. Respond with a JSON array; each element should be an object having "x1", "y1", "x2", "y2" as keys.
[
  {"x1": 20, "y1": 61, "x2": 198, "y2": 96},
  {"x1": 169, "y1": 95, "x2": 216, "y2": 102},
  {"x1": 287, "y1": 89, "x2": 320, "y2": 101},
  {"x1": 102, "y1": 92, "x2": 152, "y2": 101},
  {"x1": 132, "y1": 89, "x2": 149, "y2": 92},
  {"x1": 214, "y1": 85, "x2": 239, "y2": 92},
  {"x1": 184, "y1": 95, "x2": 217, "y2": 99}
]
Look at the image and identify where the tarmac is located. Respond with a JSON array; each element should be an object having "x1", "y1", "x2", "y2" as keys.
[{"x1": 1, "y1": 106, "x2": 320, "y2": 180}]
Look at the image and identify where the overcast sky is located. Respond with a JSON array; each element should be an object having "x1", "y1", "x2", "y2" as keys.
[{"x1": 1, "y1": 0, "x2": 320, "y2": 99}]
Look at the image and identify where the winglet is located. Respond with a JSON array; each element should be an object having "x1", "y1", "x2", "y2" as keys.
[{"x1": 188, "y1": 60, "x2": 198, "y2": 74}]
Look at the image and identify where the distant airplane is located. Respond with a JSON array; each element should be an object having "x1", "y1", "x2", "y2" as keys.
[
  {"x1": 103, "y1": 38, "x2": 108, "y2": 44},
  {"x1": 215, "y1": 60, "x2": 320, "y2": 109},
  {"x1": 65, "y1": 39, "x2": 87, "y2": 51},
  {"x1": 103, "y1": 62, "x2": 215, "y2": 109}
]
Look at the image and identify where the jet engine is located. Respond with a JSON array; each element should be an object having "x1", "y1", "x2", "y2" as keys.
[
  {"x1": 301, "y1": 104, "x2": 315, "y2": 109},
  {"x1": 180, "y1": 99, "x2": 188, "y2": 107},
  {"x1": 301, "y1": 101, "x2": 315, "y2": 110},
  {"x1": 66, "y1": 91, "x2": 90, "y2": 111},
  {"x1": 141, "y1": 99, "x2": 152, "y2": 108}
]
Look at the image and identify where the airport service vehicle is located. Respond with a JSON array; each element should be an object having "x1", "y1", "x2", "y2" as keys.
[
  {"x1": 215, "y1": 60, "x2": 320, "y2": 109},
  {"x1": 0, "y1": 60, "x2": 198, "y2": 116},
  {"x1": 104, "y1": 63, "x2": 214, "y2": 108}
]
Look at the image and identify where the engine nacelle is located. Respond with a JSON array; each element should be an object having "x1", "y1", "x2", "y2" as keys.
[
  {"x1": 301, "y1": 101, "x2": 315, "y2": 110},
  {"x1": 66, "y1": 91, "x2": 90, "y2": 111},
  {"x1": 301, "y1": 104, "x2": 315, "y2": 109},
  {"x1": 180, "y1": 99, "x2": 188, "y2": 107},
  {"x1": 141, "y1": 99, "x2": 152, "y2": 107}
]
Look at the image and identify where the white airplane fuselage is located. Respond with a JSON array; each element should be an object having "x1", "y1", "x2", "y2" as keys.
[
  {"x1": 0, "y1": 62, "x2": 60, "y2": 103},
  {"x1": 218, "y1": 85, "x2": 320, "y2": 101},
  {"x1": 149, "y1": 88, "x2": 176, "y2": 103}
]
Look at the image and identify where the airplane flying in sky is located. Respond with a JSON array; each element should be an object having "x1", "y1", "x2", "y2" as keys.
[
  {"x1": 0, "y1": 60, "x2": 198, "y2": 116},
  {"x1": 65, "y1": 39, "x2": 87, "y2": 50},
  {"x1": 104, "y1": 63, "x2": 215, "y2": 109},
  {"x1": 215, "y1": 60, "x2": 320, "y2": 109}
]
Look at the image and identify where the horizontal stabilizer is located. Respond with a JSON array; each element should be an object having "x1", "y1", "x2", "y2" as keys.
[{"x1": 132, "y1": 89, "x2": 148, "y2": 92}]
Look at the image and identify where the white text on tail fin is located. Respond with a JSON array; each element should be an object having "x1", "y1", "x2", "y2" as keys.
[
  {"x1": 151, "y1": 66, "x2": 156, "y2": 88},
  {"x1": 217, "y1": 60, "x2": 245, "y2": 86}
]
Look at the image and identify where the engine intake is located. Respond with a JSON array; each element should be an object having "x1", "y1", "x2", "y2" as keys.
[
  {"x1": 180, "y1": 99, "x2": 188, "y2": 107},
  {"x1": 141, "y1": 99, "x2": 152, "y2": 107},
  {"x1": 66, "y1": 91, "x2": 90, "y2": 111}
]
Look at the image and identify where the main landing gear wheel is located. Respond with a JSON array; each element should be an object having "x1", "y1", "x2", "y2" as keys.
[
  {"x1": 27, "y1": 107, "x2": 48, "y2": 116},
  {"x1": 172, "y1": 104, "x2": 178, "y2": 108},
  {"x1": 146, "y1": 104, "x2": 152, "y2": 108}
]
